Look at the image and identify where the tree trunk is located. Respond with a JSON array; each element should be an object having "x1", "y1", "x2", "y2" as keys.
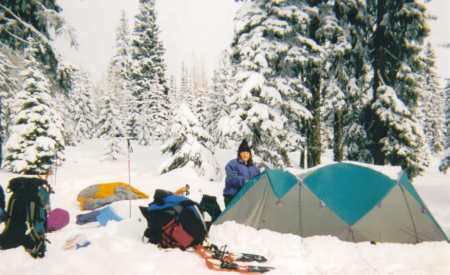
[
  {"x1": 333, "y1": 110, "x2": 344, "y2": 161},
  {"x1": 365, "y1": 0, "x2": 387, "y2": 165},
  {"x1": 308, "y1": 69, "x2": 322, "y2": 167}
]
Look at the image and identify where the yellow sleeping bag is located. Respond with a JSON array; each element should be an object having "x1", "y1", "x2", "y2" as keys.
[{"x1": 77, "y1": 182, "x2": 148, "y2": 210}]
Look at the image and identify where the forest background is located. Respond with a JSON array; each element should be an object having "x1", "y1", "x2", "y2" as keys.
[{"x1": 0, "y1": 0, "x2": 449, "y2": 181}]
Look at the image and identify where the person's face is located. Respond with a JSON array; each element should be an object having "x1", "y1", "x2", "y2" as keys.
[{"x1": 240, "y1": 151, "x2": 250, "y2": 162}]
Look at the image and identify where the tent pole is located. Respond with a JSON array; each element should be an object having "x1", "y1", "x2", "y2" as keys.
[
  {"x1": 298, "y1": 182, "x2": 303, "y2": 236},
  {"x1": 53, "y1": 146, "x2": 57, "y2": 188},
  {"x1": 398, "y1": 184, "x2": 419, "y2": 243}
]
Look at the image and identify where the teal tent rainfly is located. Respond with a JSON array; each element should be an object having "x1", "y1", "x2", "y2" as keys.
[{"x1": 214, "y1": 163, "x2": 448, "y2": 243}]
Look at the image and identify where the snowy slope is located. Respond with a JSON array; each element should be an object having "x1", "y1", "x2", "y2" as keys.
[{"x1": 0, "y1": 139, "x2": 449, "y2": 275}]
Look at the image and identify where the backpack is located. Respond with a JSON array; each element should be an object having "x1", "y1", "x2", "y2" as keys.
[
  {"x1": 0, "y1": 177, "x2": 51, "y2": 258},
  {"x1": 198, "y1": 195, "x2": 221, "y2": 230},
  {"x1": 139, "y1": 189, "x2": 208, "y2": 250}
]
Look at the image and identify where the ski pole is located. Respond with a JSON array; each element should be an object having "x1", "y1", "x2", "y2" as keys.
[
  {"x1": 54, "y1": 146, "x2": 57, "y2": 188},
  {"x1": 127, "y1": 138, "x2": 133, "y2": 218}
]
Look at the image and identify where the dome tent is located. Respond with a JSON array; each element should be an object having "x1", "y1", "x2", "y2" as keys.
[{"x1": 214, "y1": 163, "x2": 448, "y2": 243}]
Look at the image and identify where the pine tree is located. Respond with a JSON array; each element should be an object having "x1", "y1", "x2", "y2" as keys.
[
  {"x1": 179, "y1": 62, "x2": 193, "y2": 105},
  {"x1": 209, "y1": 50, "x2": 236, "y2": 148},
  {"x1": 0, "y1": 49, "x2": 18, "y2": 126},
  {"x1": 192, "y1": 86, "x2": 209, "y2": 129},
  {"x1": 129, "y1": 0, "x2": 170, "y2": 144},
  {"x1": 96, "y1": 91, "x2": 125, "y2": 138},
  {"x1": 126, "y1": 95, "x2": 139, "y2": 140},
  {"x1": 420, "y1": 43, "x2": 446, "y2": 153},
  {"x1": 160, "y1": 104, "x2": 221, "y2": 181},
  {"x1": 321, "y1": 0, "x2": 373, "y2": 163},
  {"x1": 168, "y1": 74, "x2": 178, "y2": 105},
  {"x1": 0, "y1": 47, "x2": 19, "y2": 166},
  {"x1": 3, "y1": 40, "x2": 64, "y2": 174},
  {"x1": 228, "y1": 0, "x2": 432, "y2": 174},
  {"x1": 440, "y1": 78, "x2": 450, "y2": 174},
  {"x1": 223, "y1": 0, "x2": 328, "y2": 167},
  {"x1": 191, "y1": 58, "x2": 209, "y2": 97},
  {"x1": 362, "y1": 0, "x2": 431, "y2": 177},
  {"x1": 445, "y1": 79, "x2": 450, "y2": 148},
  {"x1": 103, "y1": 138, "x2": 123, "y2": 161},
  {"x1": 0, "y1": 0, "x2": 67, "y2": 82},
  {"x1": 107, "y1": 10, "x2": 133, "y2": 121},
  {"x1": 50, "y1": 64, "x2": 96, "y2": 146},
  {"x1": 69, "y1": 68, "x2": 96, "y2": 143}
]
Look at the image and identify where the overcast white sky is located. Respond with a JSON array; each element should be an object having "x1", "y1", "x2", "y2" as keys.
[
  {"x1": 53, "y1": 0, "x2": 239, "y2": 83},
  {"x1": 426, "y1": 0, "x2": 450, "y2": 80},
  {"x1": 53, "y1": 0, "x2": 450, "y2": 84}
]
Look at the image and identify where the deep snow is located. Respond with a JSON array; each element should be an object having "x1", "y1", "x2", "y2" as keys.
[{"x1": 0, "y1": 139, "x2": 449, "y2": 275}]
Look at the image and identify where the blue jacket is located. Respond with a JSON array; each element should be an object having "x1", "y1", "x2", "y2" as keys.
[{"x1": 223, "y1": 158, "x2": 260, "y2": 197}]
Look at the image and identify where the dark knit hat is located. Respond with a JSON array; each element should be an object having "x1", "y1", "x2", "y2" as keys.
[{"x1": 238, "y1": 139, "x2": 251, "y2": 153}]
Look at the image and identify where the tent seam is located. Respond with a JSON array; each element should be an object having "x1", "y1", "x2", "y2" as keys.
[{"x1": 398, "y1": 184, "x2": 419, "y2": 243}]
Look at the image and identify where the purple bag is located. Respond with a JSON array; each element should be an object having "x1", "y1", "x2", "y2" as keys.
[{"x1": 47, "y1": 208, "x2": 70, "y2": 232}]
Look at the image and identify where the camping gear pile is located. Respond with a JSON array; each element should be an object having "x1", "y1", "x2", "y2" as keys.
[
  {"x1": 75, "y1": 182, "x2": 148, "y2": 226},
  {"x1": 139, "y1": 189, "x2": 274, "y2": 273},
  {"x1": 139, "y1": 189, "x2": 208, "y2": 250}
]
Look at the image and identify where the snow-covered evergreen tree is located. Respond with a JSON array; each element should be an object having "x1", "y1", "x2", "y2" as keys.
[
  {"x1": 223, "y1": 0, "x2": 337, "y2": 167},
  {"x1": 314, "y1": 1, "x2": 348, "y2": 161},
  {"x1": 191, "y1": 58, "x2": 209, "y2": 97},
  {"x1": 189, "y1": 60, "x2": 210, "y2": 130},
  {"x1": 192, "y1": 86, "x2": 209, "y2": 128},
  {"x1": 440, "y1": 79, "x2": 450, "y2": 174},
  {"x1": 126, "y1": 95, "x2": 139, "y2": 140},
  {"x1": 0, "y1": 47, "x2": 19, "y2": 165},
  {"x1": 209, "y1": 50, "x2": 236, "y2": 148},
  {"x1": 320, "y1": 0, "x2": 373, "y2": 163},
  {"x1": 179, "y1": 62, "x2": 193, "y2": 104},
  {"x1": 361, "y1": 0, "x2": 431, "y2": 177},
  {"x1": 371, "y1": 84, "x2": 430, "y2": 177},
  {"x1": 160, "y1": 104, "x2": 221, "y2": 181},
  {"x1": 168, "y1": 74, "x2": 178, "y2": 105},
  {"x1": 96, "y1": 89, "x2": 125, "y2": 138},
  {"x1": 0, "y1": 0, "x2": 70, "y2": 83},
  {"x1": 439, "y1": 156, "x2": 449, "y2": 174},
  {"x1": 51, "y1": 64, "x2": 96, "y2": 146},
  {"x1": 129, "y1": 0, "x2": 170, "y2": 144},
  {"x1": 107, "y1": 10, "x2": 133, "y2": 120},
  {"x1": 0, "y1": 49, "x2": 18, "y2": 134},
  {"x1": 103, "y1": 138, "x2": 123, "y2": 161},
  {"x1": 420, "y1": 43, "x2": 446, "y2": 153},
  {"x1": 3, "y1": 40, "x2": 64, "y2": 174},
  {"x1": 445, "y1": 79, "x2": 450, "y2": 148},
  {"x1": 69, "y1": 68, "x2": 96, "y2": 143}
]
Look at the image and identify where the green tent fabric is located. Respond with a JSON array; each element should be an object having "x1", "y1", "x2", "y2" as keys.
[{"x1": 215, "y1": 163, "x2": 449, "y2": 243}]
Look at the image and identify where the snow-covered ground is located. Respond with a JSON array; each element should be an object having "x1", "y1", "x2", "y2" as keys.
[{"x1": 0, "y1": 139, "x2": 449, "y2": 275}]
